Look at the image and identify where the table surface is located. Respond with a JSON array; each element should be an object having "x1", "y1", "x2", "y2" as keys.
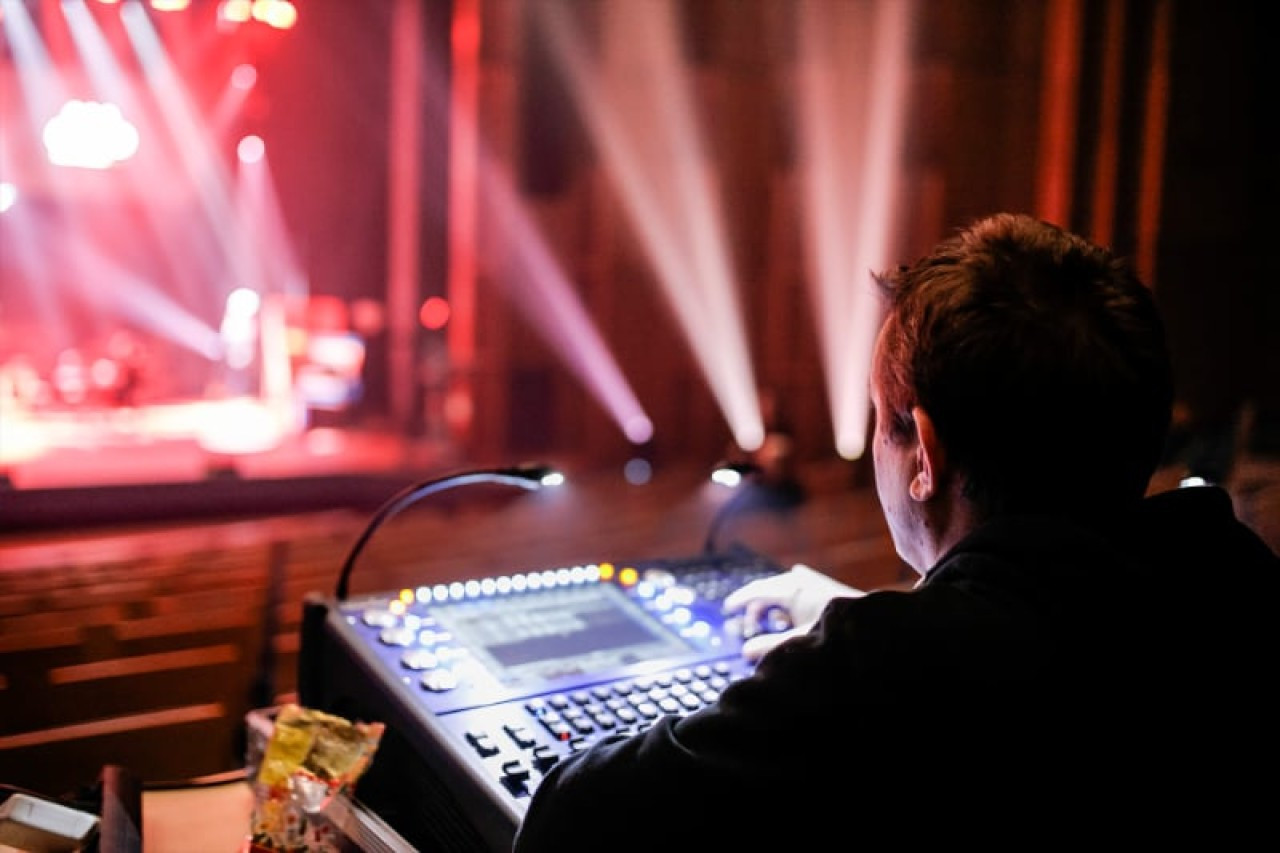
[{"x1": 142, "y1": 781, "x2": 254, "y2": 853}]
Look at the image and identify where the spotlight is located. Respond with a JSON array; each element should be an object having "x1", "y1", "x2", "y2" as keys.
[
  {"x1": 624, "y1": 457, "x2": 652, "y2": 485},
  {"x1": 709, "y1": 460, "x2": 761, "y2": 489}
]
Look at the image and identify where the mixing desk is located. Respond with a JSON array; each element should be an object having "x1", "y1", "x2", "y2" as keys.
[{"x1": 298, "y1": 543, "x2": 785, "y2": 852}]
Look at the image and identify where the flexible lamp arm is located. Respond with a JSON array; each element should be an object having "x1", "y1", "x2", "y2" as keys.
[{"x1": 334, "y1": 464, "x2": 561, "y2": 601}]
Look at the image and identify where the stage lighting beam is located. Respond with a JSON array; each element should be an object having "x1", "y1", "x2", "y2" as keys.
[{"x1": 536, "y1": 0, "x2": 764, "y2": 453}]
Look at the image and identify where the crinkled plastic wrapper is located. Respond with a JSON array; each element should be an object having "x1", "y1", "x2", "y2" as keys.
[{"x1": 246, "y1": 704, "x2": 385, "y2": 853}]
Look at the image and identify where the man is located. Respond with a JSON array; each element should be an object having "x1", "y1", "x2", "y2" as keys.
[{"x1": 513, "y1": 214, "x2": 1277, "y2": 850}]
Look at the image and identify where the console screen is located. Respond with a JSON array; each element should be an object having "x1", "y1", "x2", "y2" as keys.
[{"x1": 430, "y1": 583, "x2": 694, "y2": 685}]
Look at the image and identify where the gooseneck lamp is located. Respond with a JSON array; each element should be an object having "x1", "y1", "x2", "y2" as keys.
[{"x1": 334, "y1": 464, "x2": 564, "y2": 601}]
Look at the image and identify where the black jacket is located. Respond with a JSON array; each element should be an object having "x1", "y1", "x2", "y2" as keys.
[{"x1": 513, "y1": 486, "x2": 1277, "y2": 851}]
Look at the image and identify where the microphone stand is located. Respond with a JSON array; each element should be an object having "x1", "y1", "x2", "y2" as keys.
[
  {"x1": 334, "y1": 464, "x2": 562, "y2": 601},
  {"x1": 702, "y1": 461, "x2": 761, "y2": 555}
]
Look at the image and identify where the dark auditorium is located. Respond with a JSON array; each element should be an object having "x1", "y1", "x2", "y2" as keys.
[{"x1": 1, "y1": 2, "x2": 1275, "y2": 852}]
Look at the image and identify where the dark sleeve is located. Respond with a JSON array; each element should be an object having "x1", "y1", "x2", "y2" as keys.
[
  {"x1": 511, "y1": 716, "x2": 690, "y2": 852},
  {"x1": 512, "y1": 593, "x2": 920, "y2": 852}
]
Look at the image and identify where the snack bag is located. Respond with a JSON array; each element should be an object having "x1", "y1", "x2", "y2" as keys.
[{"x1": 246, "y1": 704, "x2": 385, "y2": 852}]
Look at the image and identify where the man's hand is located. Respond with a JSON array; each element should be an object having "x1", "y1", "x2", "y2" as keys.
[{"x1": 722, "y1": 564, "x2": 865, "y2": 661}]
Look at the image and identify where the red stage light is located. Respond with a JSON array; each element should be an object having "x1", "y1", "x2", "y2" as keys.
[
  {"x1": 237, "y1": 134, "x2": 266, "y2": 164},
  {"x1": 231, "y1": 64, "x2": 258, "y2": 91},
  {"x1": 419, "y1": 297, "x2": 451, "y2": 331},
  {"x1": 219, "y1": 0, "x2": 252, "y2": 24},
  {"x1": 263, "y1": 0, "x2": 297, "y2": 30}
]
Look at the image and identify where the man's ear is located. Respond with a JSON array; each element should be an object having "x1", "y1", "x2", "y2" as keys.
[{"x1": 909, "y1": 406, "x2": 945, "y2": 501}]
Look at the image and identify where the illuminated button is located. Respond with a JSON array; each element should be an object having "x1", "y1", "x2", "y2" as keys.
[
  {"x1": 546, "y1": 722, "x2": 573, "y2": 741},
  {"x1": 663, "y1": 607, "x2": 692, "y2": 625},
  {"x1": 597, "y1": 563, "x2": 616, "y2": 581},
  {"x1": 555, "y1": 568, "x2": 573, "y2": 585},
  {"x1": 642, "y1": 568, "x2": 675, "y2": 587},
  {"x1": 362, "y1": 609, "x2": 399, "y2": 629},
  {"x1": 379, "y1": 627, "x2": 416, "y2": 647},
  {"x1": 420, "y1": 670, "x2": 459, "y2": 692},
  {"x1": 480, "y1": 578, "x2": 497, "y2": 595},
  {"x1": 496, "y1": 576, "x2": 513, "y2": 594},
  {"x1": 415, "y1": 587, "x2": 432, "y2": 603},
  {"x1": 432, "y1": 584, "x2": 449, "y2": 602},
  {"x1": 680, "y1": 622, "x2": 712, "y2": 639},
  {"x1": 618, "y1": 567, "x2": 639, "y2": 587},
  {"x1": 448, "y1": 581, "x2": 466, "y2": 600},
  {"x1": 464, "y1": 580, "x2": 482, "y2": 598},
  {"x1": 436, "y1": 646, "x2": 469, "y2": 663},
  {"x1": 668, "y1": 586, "x2": 696, "y2": 606},
  {"x1": 401, "y1": 649, "x2": 439, "y2": 670}
]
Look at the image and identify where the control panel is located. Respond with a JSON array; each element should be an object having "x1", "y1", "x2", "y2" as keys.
[{"x1": 298, "y1": 543, "x2": 784, "y2": 852}]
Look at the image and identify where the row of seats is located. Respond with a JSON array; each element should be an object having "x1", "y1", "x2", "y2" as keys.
[{"x1": 0, "y1": 515, "x2": 361, "y2": 797}]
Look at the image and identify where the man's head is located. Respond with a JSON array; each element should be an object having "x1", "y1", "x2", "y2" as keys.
[{"x1": 870, "y1": 213, "x2": 1174, "y2": 571}]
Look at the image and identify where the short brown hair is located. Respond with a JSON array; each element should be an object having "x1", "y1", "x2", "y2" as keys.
[{"x1": 874, "y1": 213, "x2": 1174, "y2": 518}]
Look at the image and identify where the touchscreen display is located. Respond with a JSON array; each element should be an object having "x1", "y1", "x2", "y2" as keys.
[{"x1": 430, "y1": 582, "x2": 694, "y2": 685}]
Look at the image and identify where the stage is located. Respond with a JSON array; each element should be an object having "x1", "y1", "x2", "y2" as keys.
[{"x1": 0, "y1": 396, "x2": 459, "y2": 533}]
